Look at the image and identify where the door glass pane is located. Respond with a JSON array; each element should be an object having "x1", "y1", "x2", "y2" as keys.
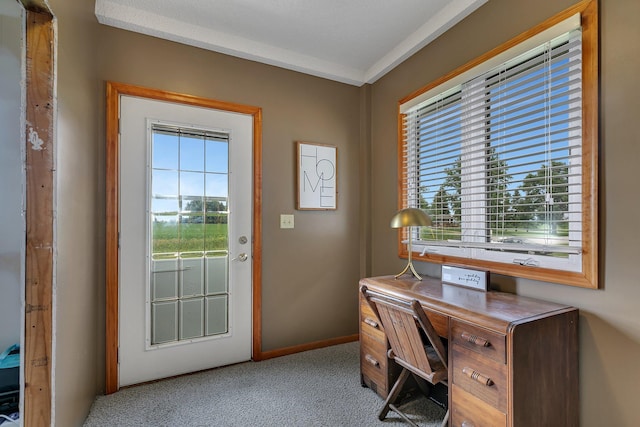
[
  {"x1": 206, "y1": 255, "x2": 228, "y2": 294},
  {"x1": 180, "y1": 298, "x2": 204, "y2": 340},
  {"x1": 205, "y1": 202, "x2": 228, "y2": 252},
  {"x1": 180, "y1": 171, "x2": 205, "y2": 197},
  {"x1": 151, "y1": 259, "x2": 178, "y2": 300},
  {"x1": 152, "y1": 301, "x2": 178, "y2": 344},
  {"x1": 206, "y1": 295, "x2": 228, "y2": 336},
  {"x1": 180, "y1": 258, "x2": 204, "y2": 297},
  {"x1": 152, "y1": 130, "x2": 178, "y2": 170},
  {"x1": 153, "y1": 170, "x2": 178, "y2": 197},
  {"x1": 180, "y1": 134, "x2": 205, "y2": 172},
  {"x1": 206, "y1": 173, "x2": 228, "y2": 198},
  {"x1": 151, "y1": 215, "x2": 178, "y2": 257},
  {"x1": 150, "y1": 126, "x2": 230, "y2": 345},
  {"x1": 206, "y1": 139, "x2": 229, "y2": 173}
]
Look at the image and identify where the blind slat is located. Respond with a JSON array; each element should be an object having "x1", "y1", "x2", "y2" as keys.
[{"x1": 400, "y1": 28, "x2": 584, "y2": 258}]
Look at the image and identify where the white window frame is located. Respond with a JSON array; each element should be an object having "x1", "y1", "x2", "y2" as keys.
[{"x1": 397, "y1": 0, "x2": 598, "y2": 288}]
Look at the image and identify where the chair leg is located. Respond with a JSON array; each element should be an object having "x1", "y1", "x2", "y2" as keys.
[
  {"x1": 388, "y1": 403, "x2": 419, "y2": 427},
  {"x1": 379, "y1": 368, "x2": 411, "y2": 421},
  {"x1": 440, "y1": 409, "x2": 449, "y2": 427}
]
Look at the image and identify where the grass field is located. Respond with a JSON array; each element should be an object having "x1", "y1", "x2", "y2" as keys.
[{"x1": 152, "y1": 222, "x2": 228, "y2": 258}]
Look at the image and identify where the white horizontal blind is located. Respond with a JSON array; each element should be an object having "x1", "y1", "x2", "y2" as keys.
[{"x1": 401, "y1": 29, "x2": 583, "y2": 270}]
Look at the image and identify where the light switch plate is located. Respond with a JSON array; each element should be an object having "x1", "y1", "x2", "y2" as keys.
[{"x1": 280, "y1": 214, "x2": 294, "y2": 229}]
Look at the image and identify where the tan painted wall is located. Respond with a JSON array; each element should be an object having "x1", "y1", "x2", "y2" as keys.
[
  {"x1": 0, "y1": 2, "x2": 23, "y2": 353},
  {"x1": 370, "y1": 0, "x2": 640, "y2": 425},
  {"x1": 51, "y1": 0, "x2": 361, "y2": 425}
]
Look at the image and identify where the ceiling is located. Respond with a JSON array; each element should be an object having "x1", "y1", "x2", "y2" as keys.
[{"x1": 95, "y1": 0, "x2": 488, "y2": 86}]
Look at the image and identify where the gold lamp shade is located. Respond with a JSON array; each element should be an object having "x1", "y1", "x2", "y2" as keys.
[
  {"x1": 390, "y1": 208, "x2": 432, "y2": 228},
  {"x1": 390, "y1": 208, "x2": 432, "y2": 280}
]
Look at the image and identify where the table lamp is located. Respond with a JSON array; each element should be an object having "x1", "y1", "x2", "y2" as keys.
[{"x1": 390, "y1": 207, "x2": 432, "y2": 280}]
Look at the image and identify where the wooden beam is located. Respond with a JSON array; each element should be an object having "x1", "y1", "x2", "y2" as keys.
[
  {"x1": 22, "y1": 3, "x2": 55, "y2": 425},
  {"x1": 20, "y1": 0, "x2": 53, "y2": 17}
]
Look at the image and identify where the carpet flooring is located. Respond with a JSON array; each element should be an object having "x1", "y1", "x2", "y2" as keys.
[{"x1": 83, "y1": 342, "x2": 446, "y2": 426}]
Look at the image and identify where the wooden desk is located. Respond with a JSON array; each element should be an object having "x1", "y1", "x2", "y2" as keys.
[{"x1": 359, "y1": 276, "x2": 578, "y2": 427}]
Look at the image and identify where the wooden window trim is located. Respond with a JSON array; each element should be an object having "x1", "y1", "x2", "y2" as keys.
[{"x1": 397, "y1": 0, "x2": 598, "y2": 288}]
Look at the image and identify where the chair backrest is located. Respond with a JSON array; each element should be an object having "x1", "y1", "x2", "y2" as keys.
[{"x1": 361, "y1": 286, "x2": 448, "y2": 384}]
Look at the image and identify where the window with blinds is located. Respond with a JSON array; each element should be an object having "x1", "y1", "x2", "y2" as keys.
[{"x1": 398, "y1": 0, "x2": 598, "y2": 287}]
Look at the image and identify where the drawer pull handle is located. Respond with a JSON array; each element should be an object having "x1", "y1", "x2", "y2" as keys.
[
  {"x1": 462, "y1": 367, "x2": 493, "y2": 386},
  {"x1": 364, "y1": 354, "x2": 380, "y2": 367},
  {"x1": 461, "y1": 332, "x2": 490, "y2": 347},
  {"x1": 364, "y1": 317, "x2": 379, "y2": 329},
  {"x1": 461, "y1": 422, "x2": 475, "y2": 427}
]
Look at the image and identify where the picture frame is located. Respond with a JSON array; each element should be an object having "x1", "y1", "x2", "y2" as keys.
[{"x1": 296, "y1": 141, "x2": 337, "y2": 210}]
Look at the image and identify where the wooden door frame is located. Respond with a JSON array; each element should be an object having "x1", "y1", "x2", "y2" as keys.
[{"x1": 105, "y1": 82, "x2": 263, "y2": 393}]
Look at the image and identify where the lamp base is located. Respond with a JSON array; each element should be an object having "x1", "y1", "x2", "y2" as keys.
[{"x1": 395, "y1": 260, "x2": 423, "y2": 281}]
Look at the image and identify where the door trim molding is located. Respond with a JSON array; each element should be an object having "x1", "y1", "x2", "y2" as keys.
[{"x1": 105, "y1": 82, "x2": 263, "y2": 393}]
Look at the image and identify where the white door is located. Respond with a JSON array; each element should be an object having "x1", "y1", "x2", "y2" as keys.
[{"x1": 118, "y1": 95, "x2": 253, "y2": 387}]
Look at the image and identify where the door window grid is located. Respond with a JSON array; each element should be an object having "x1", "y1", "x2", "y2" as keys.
[{"x1": 149, "y1": 125, "x2": 230, "y2": 345}]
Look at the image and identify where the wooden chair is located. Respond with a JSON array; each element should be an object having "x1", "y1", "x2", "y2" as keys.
[{"x1": 361, "y1": 286, "x2": 449, "y2": 427}]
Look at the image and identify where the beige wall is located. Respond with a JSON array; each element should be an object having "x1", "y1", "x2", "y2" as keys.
[
  {"x1": 370, "y1": 0, "x2": 640, "y2": 426},
  {"x1": 51, "y1": 0, "x2": 361, "y2": 425},
  {"x1": 0, "y1": 2, "x2": 23, "y2": 353}
]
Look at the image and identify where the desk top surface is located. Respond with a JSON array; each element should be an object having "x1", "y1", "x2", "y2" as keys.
[{"x1": 360, "y1": 275, "x2": 576, "y2": 334}]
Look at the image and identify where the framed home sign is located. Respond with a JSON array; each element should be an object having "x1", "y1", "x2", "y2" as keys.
[{"x1": 296, "y1": 141, "x2": 337, "y2": 210}]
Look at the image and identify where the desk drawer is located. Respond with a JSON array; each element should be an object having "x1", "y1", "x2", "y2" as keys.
[
  {"x1": 360, "y1": 327, "x2": 388, "y2": 394},
  {"x1": 451, "y1": 345, "x2": 508, "y2": 413},
  {"x1": 360, "y1": 296, "x2": 393, "y2": 397},
  {"x1": 360, "y1": 300, "x2": 384, "y2": 335},
  {"x1": 423, "y1": 308, "x2": 449, "y2": 339},
  {"x1": 451, "y1": 319, "x2": 506, "y2": 364},
  {"x1": 451, "y1": 384, "x2": 506, "y2": 427}
]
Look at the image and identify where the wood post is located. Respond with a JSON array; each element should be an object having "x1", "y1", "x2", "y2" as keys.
[{"x1": 22, "y1": 2, "x2": 55, "y2": 425}]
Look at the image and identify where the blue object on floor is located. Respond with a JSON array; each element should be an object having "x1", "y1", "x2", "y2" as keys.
[
  {"x1": 0, "y1": 412, "x2": 20, "y2": 425},
  {"x1": 0, "y1": 346, "x2": 18, "y2": 370},
  {"x1": 0, "y1": 345, "x2": 19, "y2": 416}
]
